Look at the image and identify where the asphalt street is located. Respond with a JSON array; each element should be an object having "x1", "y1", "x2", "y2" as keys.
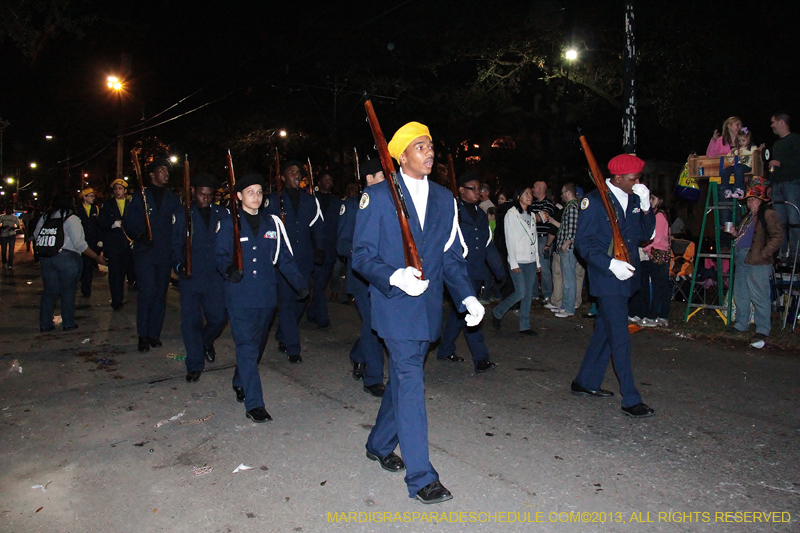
[{"x1": 0, "y1": 243, "x2": 798, "y2": 532}]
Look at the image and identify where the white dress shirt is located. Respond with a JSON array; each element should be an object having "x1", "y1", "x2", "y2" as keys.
[{"x1": 400, "y1": 169, "x2": 429, "y2": 230}]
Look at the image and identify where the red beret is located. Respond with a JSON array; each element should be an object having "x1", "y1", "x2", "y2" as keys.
[{"x1": 608, "y1": 154, "x2": 645, "y2": 175}]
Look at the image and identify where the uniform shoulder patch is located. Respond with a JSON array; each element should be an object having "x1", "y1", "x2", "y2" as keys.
[
  {"x1": 580, "y1": 198, "x2": 590, "y2": 210},
  {"x1": 216, "y1": 220, "x2": 221, "y2": 233},
  {"x1": 339, "y1": 203, "x2": 346, "y2": 216},
  {"x1": 359, "y1": 193, "x2": 370, "y2": 210},
  {"x1": 264, "y1": 230, "x2": 278, "y2": 239},
  {"x1": 172, "y1": 214, "x2": 176, "y2": 224}
]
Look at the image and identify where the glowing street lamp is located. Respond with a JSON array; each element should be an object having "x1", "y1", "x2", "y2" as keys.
[
  {"x1": 30, "y1": 162, "x2": 37, "y2": 169},
  {"x1": 565, "y1": 49, "x2": 578, "y2": 61},
  {"x1": 107, "y1": 76, "x2": 123, "y2": 91},
  {"x1": 107, "y1": 74, "x2": 125, "y2": 181},
  {"x1": 279, "y1": 130, "x2": 287, "y2": 137},
  {"x1": 169, "y1": 155, "x2": 178, "y2": 164}
]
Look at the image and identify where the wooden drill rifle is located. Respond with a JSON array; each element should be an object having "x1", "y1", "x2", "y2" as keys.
[
  {"x1": 363, "y1": 99, "x2": 424, "y2": 278},
  {"x1": 183, "y1": 154, "x2": 192, "y2": 278},
  {"x1": 447, "y1": 153, "x2": 458, "y2": 197},
  {"x1": 274, "y1": 147, "x2": 285, "y2": 223},
  {"x1": 578, "y1": 130, "x2": 631, "y2": 263},
  {"x1": 306, "y1": 157, "x2": 316, "y2": 196},
  {"x1": 353, "y1": 147, "x2": 361, "y2": 194},
  {"x1": 226, "y1": 150, "x2": 244, "y2": 279},
  {"x1": 130, "y1": 147, "x2": 153, "y2": 242}
]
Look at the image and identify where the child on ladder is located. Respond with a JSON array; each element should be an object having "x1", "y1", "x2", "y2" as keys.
[{"x1": 720, "y1": 127, "x2": 761, "y2": 199}]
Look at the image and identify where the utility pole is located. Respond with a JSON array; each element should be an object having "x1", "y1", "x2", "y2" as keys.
[{"x1": 622, "y1": 1, "x2": 637, "y2": 155}]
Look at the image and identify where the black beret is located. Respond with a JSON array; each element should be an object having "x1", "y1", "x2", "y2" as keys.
[
  {"x1": 147, "y1": 158, "x2": 171, "y2": 174},
  {"x1": 235, "y1": 172, "x2": 265, "y2": 194},
  {"x1": 281, "y1": 160, "x2": 304, "y2": 175},
  {"x1": 457, "y1": 171, "x2": 480, "y2": 187},
  {"x1": 192, "y1": 172, "x2": 220, "y2": 190},
  {"x1": 359, "y1": 158, "x2": 384, "y2": 179}
]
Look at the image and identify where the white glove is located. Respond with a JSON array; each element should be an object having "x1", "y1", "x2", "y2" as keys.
[
  {"x1": 609, "y1": 258, "x2": 636, "y2": 281},
  {"x1": 631, "y1": 183, "x2": 650, "y2": 211},
  {"x1": 389, "y1": 267, "x2": 429, "y2": 297},
  {"x1": 463, "y1": 296, "x2": 485, "y2": 327},
  {"x1": 112, "y1": 220, "x2": 122, "y2": 228},
  {"x1": 97, "y1": 241, "x2": 103, "y2": 248}
]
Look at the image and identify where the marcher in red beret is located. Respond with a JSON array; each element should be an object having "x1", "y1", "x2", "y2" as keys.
[{"x1": 608, "y1": 154, "x2": 646, "y2": 176}]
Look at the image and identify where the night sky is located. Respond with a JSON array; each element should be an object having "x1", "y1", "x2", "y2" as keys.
[{"x1": 3, "y1": 0, "x2": 800, "y2": 198}]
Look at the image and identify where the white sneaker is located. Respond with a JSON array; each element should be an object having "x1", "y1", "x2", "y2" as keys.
[
  {"x1": 654, "y1": 318, "x2": 670, "y2": 327},
  {"x1": 550, "y1": 306, "x2": 563, "y2": 313},
  {"x1": 639, "y1": 318, "x2": 658, "y2": 327},
  {"x1": 628, "y1": 316, "x2": 641, "y2": 323},
  {"x1": 544, "y1": 302, "x2": 559, "y2": 310},
  {"x1": 554, "y1": 310, "x2": 574, "y2": 318}
]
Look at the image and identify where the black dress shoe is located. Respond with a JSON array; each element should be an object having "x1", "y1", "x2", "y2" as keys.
[
  {"x1": 351, "y1": 360, "x2": 365, "y2": 380},
  {"x1": 519, "y1": 329, "x2": 537, "y2": 336},
  {"x1": 287, "y1": 354, "x2": 302, "y2": 364},
  {"x1": 570, "y1": 381, "x2": 614, "y2": 398},
  {"x1": 246, "y1": 406, "x2": 272, "y2": 423},
  {"x1": 440, "y1": 353, "x2": 464, "y2": 363},
  {"x1": 204, "y1": 345, "x2": 216, "y2": 363},
  {"x1": 366, "y1": 451, "x2": 405, "y2": 472},
  {"x1": 185, "y1": 371, "x2": 201, "y2": 382},
  {"x1": 475, "y1": 359, "x2": 497, "y2": 373},
  {"x1": 277, "y1": 342, "x2": 287, "y2": 354},
  {"x1": 363, "y1": 383, "x2": 386, "y2": 397},
  {"x1": 492, "y1": 316, "x2": 502, "y2": 330},
  {"x1": 63, "y1": 324, "x2": 78, "y2": 331},
  {"x1": 138, "y1": 337, "x2": 150, "y2": 352},
  {"x1": 416, "y1": 480, "x2": 453, "y2": 504},
  {"x1": 111, "y1": 303, "x2": 123, "y2": 310},
  {"x1": 621, "y1": 402, "x2": 655, "y2": 418},
  {"x1": 147, "y1": 337, "x2": 162, "y2": 348},
  {"x1": 233, "y1": 386, "x2": 246, "y2": 403},
  {"x1": 39, "y1": 326, "x2": 55, "y2": 333}
]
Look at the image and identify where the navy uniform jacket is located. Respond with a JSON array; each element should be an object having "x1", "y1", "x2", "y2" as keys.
[
  {"x1": 171, "y1": 204, "x2": 227, "y2": 290},
  {"x1": 98, "y1": 198, "x2": 132, "y2": 254},
  {"x1": 76, "y1": 204, "x2": 101, "y2": 251},
  {"x1": 459, "y1": 200, "x2": 505, "y2": 283},
  {"x1": 337, "y1": 195, "x2": 371, "y2": 295},
  {"x1": 352, "y1": 178, "x2": 474, "y2": 341},
  {"x1": 123, "y1": 186, "x2": 181, "y2": 264},
  {"x1": 265, "y1": 190, "x2": 323, "y2": 278},
  {"x1": 317, "y1": 192, "x2": 343, "y2": 260},
  {"x1": 215, "y1": 212, "x2": 307, "y2": 309},
  {"x1": 575, "y1": 187, "x2": 656, "y2": 298}
]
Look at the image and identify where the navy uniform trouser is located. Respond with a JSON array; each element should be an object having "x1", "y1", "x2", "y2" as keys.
[
  {"x1": 80, "y1": 255, "x2": 95, "y2": 295},
  {"x1": 106, "y1": 248, "x2": 132, "y2": 307},
  {"x1": 307, "y1": 256, "x2": 335, "y2": 325},
  {"x1": 134, "y1": 256, "x2": 172, "y2": 338},
  {"x1": 230, "y1": 306, "x2": 275, "y2": 411},
  {"x1": 181, "y1": 282, "x2": 228, "y2": 373},
  {"x1": 366, "y1": 339, "x2": 438, "y2": 497},
  {"x1": 349, "y1": 285, "x2": 384, "y2": 386},
  {"x1": 275, "y1": 273, "x2": 305, "y2": 356},
  {"x1": 574, "y1": 294, "x2": 643, "y2": 408},
  {"x1": 437, "y1": 279, "x2": 489, "y2": 367}
]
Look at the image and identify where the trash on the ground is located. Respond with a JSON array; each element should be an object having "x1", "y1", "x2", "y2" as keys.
[
  {"x1": 232, "y1": 464, "x2": 254, "y2": 473},
  {"x1": 9, "y1": 360, "x2": 22, "y2": 374},
  {"x1": 191, "y1": 390, "x2": 218, "y2": 399},
  {"x1": 154, "y1": 409, "x2": 186, "y2": 428},
  {"x1": 180, "y1": 414, "x2": 213, "y2": 426},
  {"x1": 81, "y1": 338, "x2": 90, "y2": 344},
  {"x1": 320, "y1": 480, "x2": 327, "y2": 486},
  {"x1": 35, "y1": 506, "x2": 43, "y2": 513},
  {"x1": 53, "y1": 315, "x2": 62, "y2": 325},
  {"x1": 750, "y1": 340, "x2": 765, "y2": 349},
  {"x1": 165, "y1": 353, "x2": 186, "y2": 361},
  {"x1": 192, "y1": 466, "x2": 213, "y2": 476},
  {"x1": 673, "y1": 332, "x2": 692, "y2": 339},
  {"x1": 31, "y1": 481, "x2": 51, "y2": 492}
]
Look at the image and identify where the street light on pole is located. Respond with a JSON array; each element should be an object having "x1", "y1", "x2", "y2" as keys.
[{"x1": 107, "y1": 75, "x2": 125, "y2": 182}]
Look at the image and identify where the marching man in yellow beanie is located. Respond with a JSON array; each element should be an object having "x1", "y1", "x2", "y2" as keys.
[
  {"x1": 352, "y1": 122, "x2": 484, "y2": 504},
  {"x1": 77, "y1": 187, "x2": 102, "y2": 297}
]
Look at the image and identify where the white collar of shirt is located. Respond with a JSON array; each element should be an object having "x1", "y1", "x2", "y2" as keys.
[
  {"x1": 400, "y1": 169, "x2": 429, "y2": 230},
  {"x1": 606, "y1": 179, "x2": 628, "y2": 215}
]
